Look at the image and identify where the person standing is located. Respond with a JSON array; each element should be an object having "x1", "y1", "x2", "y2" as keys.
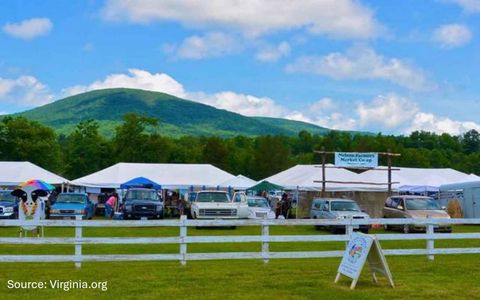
[
  {"x1": 105, "y1": 193, "x2": 117, "y2": 218},
  {"x1": 281, "y1": 192, "x2": 291, "y2": 219}
]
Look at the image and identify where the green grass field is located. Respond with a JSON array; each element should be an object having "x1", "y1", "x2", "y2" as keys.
[{"x1": 1, "y1": 224, "x2": 480, "y2": 299}]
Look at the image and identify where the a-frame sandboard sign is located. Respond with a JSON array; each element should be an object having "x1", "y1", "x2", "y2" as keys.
[{"x1": 335, "y1": 232, "x2": 395, "y2": 289}]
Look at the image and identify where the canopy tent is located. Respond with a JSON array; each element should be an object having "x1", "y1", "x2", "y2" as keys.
[
  {"x1": 262, "y1": 164, "x2": 480, "y2": 192},
  {"x1": 247, "y1": 180, "x2": 284, "y2": 192},
  {"x1": 218, "y1": 174, "x2": 257, "y2": 190},
  {"x1": 360, "y1": 167, "x2": 480, "y2": 191},
  {"x1": 0, "y1": 161, "x2": 68, "y2": 186},
  {"x1": 71, "y1": 163, "x2": 235, "y2": 189},
  {"x1": 120, "y1": 177, "x2": 162, "y2": 190},
  {"x1": 262, "y1": 164, "x2": 386, "y2": 192}
]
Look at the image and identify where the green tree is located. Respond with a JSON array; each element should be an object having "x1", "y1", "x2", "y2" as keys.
[
  {"x1": 202, "y1": 137, "x2": 229, "y2": 170},
  {"x1": 462, "y1": 130, "x2": 480, "y2": 154},
  {"x1": 112, "y1": 113, "x2": 159, "y2": 162},
  {"x1": 0, "y1": 116, "x2": 61, "y2": 172},
  {"x1": 252, "y1": 136, "x2": 292, "y2": 180},
  {"x1": 64, "y1": 120, "x2": 112, "y2": 179}
]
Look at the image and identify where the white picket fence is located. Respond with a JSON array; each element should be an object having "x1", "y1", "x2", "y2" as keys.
[{"x1": 1, "y1": 216, "x2": 480, "y2": 268}]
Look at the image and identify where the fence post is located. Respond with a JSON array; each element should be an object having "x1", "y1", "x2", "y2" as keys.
[
  {"x1": 426, "y1": 215, "x2": 434, "y2": 261},
  {"x1": 180, "y1": 215, "x2": 187, "y2": 266},
  {"x1": 345, "y1": 216, "x2": 353, "y2": 243},
  {"x1": 262, "y1": 218, "x2": 269, "y2": 264},
  {"x1": 74, "y1": 215, "x2": 82, "y2": 268}
]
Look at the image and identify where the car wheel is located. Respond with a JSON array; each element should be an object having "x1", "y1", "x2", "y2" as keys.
[{"x1": 403, "y1": 224, "x2": 410, "y2": 234}]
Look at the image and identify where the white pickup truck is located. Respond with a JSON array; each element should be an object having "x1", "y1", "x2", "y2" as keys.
[{"x1": 190, "y1": 191, "x2": 249, "y2": 219}]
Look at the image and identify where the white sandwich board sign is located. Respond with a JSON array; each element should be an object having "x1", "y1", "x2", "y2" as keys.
[
  {"x1": 335, "y1": 232, "x2": 394, "y2": 289},
  {"x1": 334, "y1": 152, "x2": 378, "y2": 169}
]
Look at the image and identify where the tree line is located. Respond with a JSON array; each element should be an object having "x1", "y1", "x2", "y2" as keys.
[{"x1": 0, "y1": 113, "x2": 479, "y2": 180}]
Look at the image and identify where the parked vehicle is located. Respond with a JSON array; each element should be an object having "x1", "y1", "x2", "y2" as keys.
[
  {"x1": 49, "y1": 193, "x2": 96, "y2": 220},
  {"x1": 95, "y1": 192, "x2": 109, "y2": 216},
  {"x1": 122, "y1": 188, "x2": 163, "y2": 219},
  {"x1": 0, "y1": 190, "x2": 18, "y2": 219},
  {"x1": 310, "y1": 198, "x2": 370, "y2": 234},
  {"x1": 383, "y1": 195, "x2": 451, "y2": 233},
  {"x1": 246, "y1": 196, "x2": 275, "y2": 219},
  {"x1": 190, "y1": 191, "x2": 249, "y2": 219}
]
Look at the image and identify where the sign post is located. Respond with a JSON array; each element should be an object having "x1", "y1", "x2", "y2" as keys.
[{"x1": 335, "y1": 232, "x2": 394, "y2": 289}]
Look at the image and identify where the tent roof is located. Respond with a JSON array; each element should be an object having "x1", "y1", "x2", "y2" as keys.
[
  {"x1": 120, "y1": 177, "x2": 162, "y2": 190},
  {"x1": 71, "y1": 163, "x2": 235, "y2": 189},
  {"x1": 0, "y1": 161, "x2": 68, "y2": 186},
  {"x1": 218, "y1": 174, "x2": 257, "y2": 190},
  {"x1": 262, "y1": 164, "x2": 385, "y2": 192},
  {"x1": 247, "y1": 180, "x2": 284, "y2": 192},
  {"x1": 360, "y1": 166, "x2": 480, "y2": 189},
  {"x1": 263, "y1": 164, "x2": 480, "y2": 192}
]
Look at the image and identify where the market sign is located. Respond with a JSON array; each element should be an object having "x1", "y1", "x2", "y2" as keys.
[
  {"x1": 335, "y1": 152, "x2": 378, "y2": 168},
  {"x1": 335, "y1": 232, "x2": 394, "y2": 289}
]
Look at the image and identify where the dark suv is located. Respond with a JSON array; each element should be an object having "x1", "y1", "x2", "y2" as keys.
[{"x1": 121, "y1": 188, "x2": 164, "y2": 219}]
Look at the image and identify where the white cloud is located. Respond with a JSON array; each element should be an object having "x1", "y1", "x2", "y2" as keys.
[
  {"x1": 2, "y1": 18, "x2": 53, "y2": 40},
  {"x1": 357, "y1": 94, "x2": 419, "y2": 128},
  {"x1": 433, "y1": 24, "x2": 472, "y2": 48},
  {"x1": 255, "y1": 42, "x2": 290, "y2": 63},
  {"x1": 0, "y1": 75, "x2": 54, "y2": 107},
  {"x1": 166, "y1": 32, "x2": 239, "y2": 60},
  {"x1": 443, "y1": 0, "x2": 480, "y2": 13},
  {"x1": 286, "y1": 46, "x2": 435, "y2": 91},
  {"x1": 285, "y1": 98, "x2": 358, "y2": 130},
  {"x1": 407, "y1": 112, "x2": 480, "y2": 135},
  {"x1": 191, "y1": 91, "x2": 285, "y2": 117},
  {"x1": 102, "y1": 0, "x2": 383, "y2": 39},
  {"x1": 62, "y1": 69, "x2": 187, "y2": 99}
]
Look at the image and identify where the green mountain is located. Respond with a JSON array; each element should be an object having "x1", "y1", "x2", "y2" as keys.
[{"x1": 13, "y1": 88, "x2": 332, "y2": 137}]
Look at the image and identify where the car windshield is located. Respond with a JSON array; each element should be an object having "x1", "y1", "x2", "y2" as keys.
[
  {"x1": 0, "y1": 191, "x2": 16, "y2": 202},
  {"x1": 56, "y1": 194, "x2": 85, "y2": 204},
  {"x1": 247, "y1": 198, "x2": 270, "y2": 208},
  {"x1": 125, "y1": 190, "x2": 159, "y2": 201},
  {"x1": 406, "y1": 198, "x2": 441, "y2": 210},
  {"x1": 330, "y1": 201, "x2": 360, "y2": 212},
  {"x1": 196, "y1": 192, "x2": 230, "y2": 203}
]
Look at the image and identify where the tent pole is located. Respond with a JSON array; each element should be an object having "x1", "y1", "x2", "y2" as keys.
[
  {"x1": 321, "y1": 147, "x2": 326, "y2": 197},
  {"x1": 388, "y1": 148, "x2": 392, "y2": 196}
]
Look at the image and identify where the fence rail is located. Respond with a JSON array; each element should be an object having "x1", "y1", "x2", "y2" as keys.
[{"x1": 1, "y1": 216, "x2": 480, "y2": 267}]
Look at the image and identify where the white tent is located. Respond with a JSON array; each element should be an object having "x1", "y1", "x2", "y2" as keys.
[
  {"x1": 262, "y1": 164, "x2": 387, "y2": 192},
  {"x1": 218, "y1": 174, "x2": 257, "y2": 190},
  {"x1": 0, "y1": 161, "x2": 68, "y2": 186},
  {"x1": 360, "y1": 166, "x2": 480, "y2": 190},
  {"x1": 71, "y1": 163, "x2": 235, "y2": 189},
  {"x1": 263, "y1": 164, "x2": 480, "y2": 192}
]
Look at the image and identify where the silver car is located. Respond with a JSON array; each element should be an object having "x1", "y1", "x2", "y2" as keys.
[
  {"x1": 383, "y1": 195, "x2": 451, "y2": 233},
  {"x1": 310, "y1": 198, "x2": 370, "y2": 234}
]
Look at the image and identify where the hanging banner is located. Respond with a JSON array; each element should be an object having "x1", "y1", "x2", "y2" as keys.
[
  {"x1": 335, "y1": 152, "x2": 378, "y2": 168},
  {"x1": 335, "y1": 232, "x2": 394, "y2": 289}
]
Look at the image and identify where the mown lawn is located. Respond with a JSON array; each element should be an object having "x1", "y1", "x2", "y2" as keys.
[{"x1": 0, "y1": 224, "x2": 480, "y2": 299}]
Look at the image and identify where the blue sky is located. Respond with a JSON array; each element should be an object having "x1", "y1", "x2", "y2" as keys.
[{"x1": 0, "y1": 0, "x2": 479, "y2": 135}]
